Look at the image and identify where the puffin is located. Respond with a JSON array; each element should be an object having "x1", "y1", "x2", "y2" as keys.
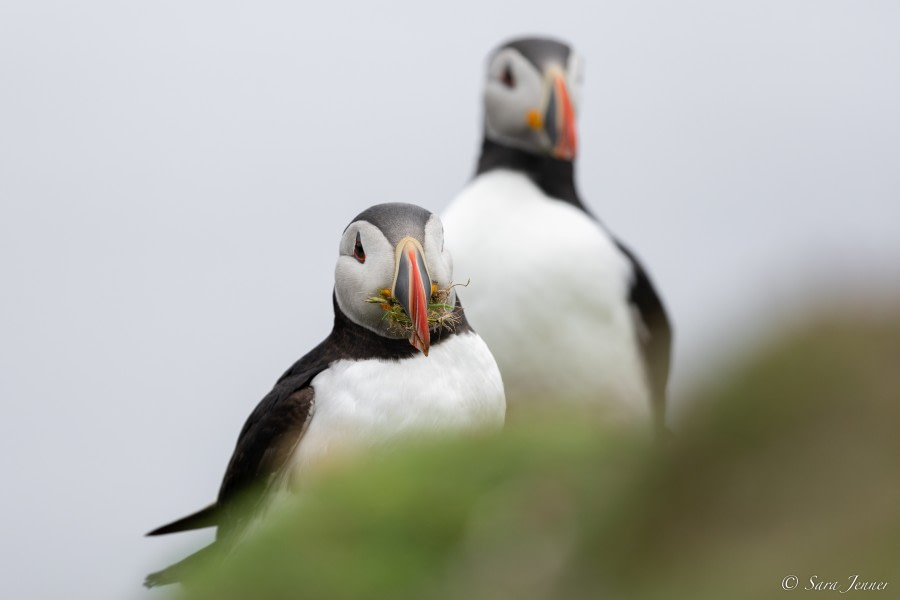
[
  {"x1": 442, "y1": 37, "x2": 671, "y2": 431},
  {"x1": 145, "y1": 203, "x2": 505, "y2": 587}
]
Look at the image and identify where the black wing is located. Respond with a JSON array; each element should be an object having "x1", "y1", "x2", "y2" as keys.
[
  {"x1": 146, "y1": 339, "x2": 332, "y2": 540},
  {"x1": 144, "y1": 539, "x2": 219, "y2": 588},
  {"x1": 144, "y1": 340, "x2": 333, "y2": 588},
  {"x1": 615, "y1": 240, "x2": 673, "y2": 433},
  {"x1": 144, "y1": 295, "x2": 425, "y2": 586},
  {"x1": 144, "y1": 380, "x2": 316, "y2": 546},
  {"x1": 213, "y1": 380, "x2": 315, "y2": 540},
  {"x1": 145, "y1": 502, "x2": 218, "y2": 536},
  {"x1": 144, "y1": 372, "x2": 319, "y2": 589}
]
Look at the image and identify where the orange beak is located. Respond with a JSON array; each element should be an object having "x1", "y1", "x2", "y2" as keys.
[
  {"x1": 549, "y1": 73, "x2": 577, "y2": 160},
  {"x1": 531, "y1": 71, "x2": 578, "y2": 160},
  {"x1": 391, "y1": 237, "x2": 431, "y2": 356}
]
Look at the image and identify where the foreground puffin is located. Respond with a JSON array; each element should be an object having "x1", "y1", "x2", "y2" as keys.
[
  {"x1": 145, "y1": 203, "x2": 505, "y2": 587},
  {"x1": 442, "y1": 37, "x2": 671, "y2": 431}
]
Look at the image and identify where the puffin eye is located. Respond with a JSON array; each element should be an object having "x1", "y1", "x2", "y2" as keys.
[
  {"x1": 500, "y1": 64, "x2": 515, "y2": 88},
  {"x1": 353, "y1": 232, "x2": 365, "y2": 263}
]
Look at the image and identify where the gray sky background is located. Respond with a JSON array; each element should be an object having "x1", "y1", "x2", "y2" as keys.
[{"x1": 1, "y1": 1, "x2": 898, "y2": 598}]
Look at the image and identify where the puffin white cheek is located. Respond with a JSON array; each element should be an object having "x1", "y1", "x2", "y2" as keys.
[
  {"x1": 485, "y1": 88, "x2": 529, "y2": 137},
  {"x1": 567, "y1": 57, "x2": 584, "y2": 116},
  {"x1": 443, "y1": 250, "x2": 454, "y2": 282},
  {"x1": 422, "y1": 252, "x2": 454, "y2": 295},
  {"x1": 423, "y1": 217, "x2": 452, "y2": 285},
  {"x1": 334, "y1": 258, "x2": 363, "y2": 304},
  {"x1": 334, "y1": 255, "x2": 397, "y2": 333},
  {"x1": 568, "y1": 82, "x2": 582, "y2": 117}
]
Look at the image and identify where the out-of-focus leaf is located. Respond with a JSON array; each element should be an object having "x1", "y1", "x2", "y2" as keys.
[{"x1": 171, "y1": 310, "x2": 900, "y2": 600}]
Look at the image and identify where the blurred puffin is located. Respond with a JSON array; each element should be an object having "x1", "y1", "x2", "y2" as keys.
[
  {"x1": 145, "y1": 203, "x2": 505, "y2": 587},
  {"x1": 442, "y1": 37, "x2": 671, "y2": 430}
]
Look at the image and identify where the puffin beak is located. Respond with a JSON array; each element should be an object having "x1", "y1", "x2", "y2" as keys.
[
  {"x1": 391, "y1": 237, "x2": 432, "y2": 356},
  {"x1": 540, "y1": 70, "x2": 577, "y2": 160}
]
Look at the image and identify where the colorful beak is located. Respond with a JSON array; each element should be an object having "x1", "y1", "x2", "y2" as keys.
[
  {"x1": 543, "y1": 72, "x2": 577, "y2": 160},
  {"x1": 391, "y1": 237, "x2": 432, "y2": 356}
]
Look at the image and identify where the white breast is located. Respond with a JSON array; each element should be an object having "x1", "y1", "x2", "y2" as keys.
[
  {"x1": 442, "y1": 170, "x2": 651, "y2": 424},
  {"x1": 288, "y1": 332, "x2": 505, "y2": 481}
]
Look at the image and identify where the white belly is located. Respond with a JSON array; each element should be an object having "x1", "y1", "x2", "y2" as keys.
[
  {"x1": 443, "y1": 170, "x2": 651, "y2": 424},
  {"x1": 288, "y1": 332, "x2": 505, "y2": 481}
]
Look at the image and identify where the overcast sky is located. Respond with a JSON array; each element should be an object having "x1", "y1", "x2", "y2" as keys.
[{"x1": 2, "y1": 1, "x2": 899, "y2": 598}]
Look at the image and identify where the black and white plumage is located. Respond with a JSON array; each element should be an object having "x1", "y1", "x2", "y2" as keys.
[
  {"x1": 442, "y1": 37, "x2": 671, "y2": 430},
  {"x1": 145, "y1": 203, "x2": 505, "y2": 587}
]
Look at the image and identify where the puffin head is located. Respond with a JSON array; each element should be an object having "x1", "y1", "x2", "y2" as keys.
[
  {"x1": 482, "y1": 36, "x2": 583, "y2": 161},
  {"x1": 334, "y1": 203, "x2": 456, "y2": 356}
]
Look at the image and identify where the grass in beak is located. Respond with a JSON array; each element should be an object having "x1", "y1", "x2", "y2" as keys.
[{"x1": 365, "y1": 281, "x2": 468, "y2": 337}]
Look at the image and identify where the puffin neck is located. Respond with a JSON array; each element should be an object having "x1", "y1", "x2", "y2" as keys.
[
  {"x1": 474, "y1": 138, "x2": 584, "y2": 210},
  {"x1": 328, "y1": 294, "x2": 470, "y2": 361}
]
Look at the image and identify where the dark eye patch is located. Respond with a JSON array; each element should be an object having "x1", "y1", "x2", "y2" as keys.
[
  {"x1": 353, "y1": 232, "x2": 366, "y2": 263},
  {"x1": 501, "y1": 64, "x2": 515, "y2": 88}
]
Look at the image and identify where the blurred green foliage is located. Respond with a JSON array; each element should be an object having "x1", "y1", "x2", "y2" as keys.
[{"x1": 175, "y1": 310, "x2": 900, "y2": 600}]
